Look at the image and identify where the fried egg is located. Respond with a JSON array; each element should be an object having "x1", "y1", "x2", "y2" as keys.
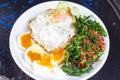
[
  {"x1": 18, "y1": 32, "x2": 34, "y2": 50},
  {"x1": 30, "y1": 8, "x2": 75, "y2": 51}
]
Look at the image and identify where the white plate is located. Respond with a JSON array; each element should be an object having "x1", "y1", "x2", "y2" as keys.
[{"x1": 9, "y1": 1, "x2": 110, "y2": 80}]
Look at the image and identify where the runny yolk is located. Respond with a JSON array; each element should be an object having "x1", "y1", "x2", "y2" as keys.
[
  {"x1": 20, "y1": 33, "x2": 32, "y2": 49},
  {"x1": 37, "y1": 53, "x2": 53, "y2": 68},
  {"x1": 50, "y1": 48, "x2": 65, "y2": 62},
  {"x1": 27, "y1": 51, "x2": 41, "y2": 62}
]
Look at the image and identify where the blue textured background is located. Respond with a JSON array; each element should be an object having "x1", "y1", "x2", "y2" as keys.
[
  {"x1": 0, "y1": 0, "x2": 100, "y2": 30},
  {"x1": 0, "y1": 0, "x2": 120, "y2": 80}
]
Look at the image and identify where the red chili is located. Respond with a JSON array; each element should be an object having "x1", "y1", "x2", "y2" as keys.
[{"x1": 80, "y1": 63, "x2": 84, "y2": 68}]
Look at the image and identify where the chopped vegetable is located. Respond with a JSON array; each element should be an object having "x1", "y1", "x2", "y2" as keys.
[{"x1": 62, "y1": 16, "x2": 107, "y2": 76}]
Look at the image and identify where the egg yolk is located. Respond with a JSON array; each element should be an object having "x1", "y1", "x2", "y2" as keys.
[
  {"x1": 27, "y1": 51, "x2": 53, "y2": 68},
  {"x1": 37, "y1": 53, "x2": 53, "y2": 68},
  {"x1": 51, "y1": 8, "x2": 69, "y2": 23},
  {"x1": 20, "y1": 33, "x2": 32, "y2": 49},
  {"x1": 50, "y1": 48, "x2": 65, "y2": 62},
  {"x1": 27, "y1": 51, "x2": 41, "y2": 62}
]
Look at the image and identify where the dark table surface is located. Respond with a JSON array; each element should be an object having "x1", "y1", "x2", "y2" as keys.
[{"x1": 0, "y1": 0, "x2": 120, "y2": 80}]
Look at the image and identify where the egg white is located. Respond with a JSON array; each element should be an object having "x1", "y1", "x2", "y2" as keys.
[
  {"x1": 32, "y1": 60, "x2": 51, "y2": 73},
  {"x1": 30, "y1": 9, "x2": 75, "y2": 51}
]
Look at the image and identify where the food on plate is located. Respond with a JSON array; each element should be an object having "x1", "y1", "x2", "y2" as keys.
[
  {"x1": 50, "y1": 47, "x2": 65, "y2": 65},
  {"x1": 29, "y1": 8, "x2": 75, "y2": 51},
  {"x1": 61, "y1": 16, "x2": 107, "y2": 76},
  {"x1": 25, "y1": 44, "x2": 53, "y2": 72},
  {"x1": 18, "y1": 32, "x2": 34, "y2": 50},
  {"x1": 17, "y1": 2, "x2": 107, "y2": 76}
]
